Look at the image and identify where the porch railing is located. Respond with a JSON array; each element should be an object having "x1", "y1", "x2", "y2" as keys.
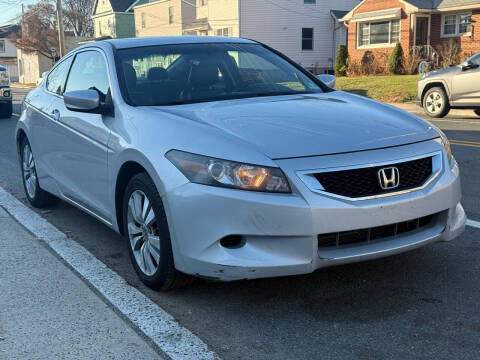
[{"x1": 411, "y1": 45, "x2": 439, "y2": 68}]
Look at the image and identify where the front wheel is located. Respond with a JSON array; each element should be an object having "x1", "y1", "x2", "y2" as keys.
[
  {"x1": 0, "y1": 101, "x2": 12, "y2": 118},
  {"x1": 123, "y1": 172, "x2": 192, "y2": 290},
  {"x1": 20, "y1": 138, "x2": 58, "y2": 208},
  {"x1": 423, "y1": 87, "x2": 450, "y2": 118}
]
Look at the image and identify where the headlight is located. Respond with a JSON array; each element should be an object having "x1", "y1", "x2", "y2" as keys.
[
  {"x1": 434, "y1": 132, "x2": 453, "y2": 165},
  {"x1": 166, "y1": 150, "x2": 291, "y2": 193}
]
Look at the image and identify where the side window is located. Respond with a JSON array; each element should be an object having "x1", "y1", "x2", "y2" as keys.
[
  {"x1": 64, "y1": 51, "x2": 110, "y2": 100},
  {"x1": 46, "y1": 57, "x2": 72, "y2": 95}
]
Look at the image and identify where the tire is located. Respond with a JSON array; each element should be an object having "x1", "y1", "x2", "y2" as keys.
[
  {"x1": 423, "y1": 87, "x2": 450, "y2": 118},
  {"x1": 123, "y1": 172, "x2": 192, "y2": 290},
  {"x1": 20, "y1": 137, "x2": 59, "y2": 208},
  {"x1": 474, "y1": 109, "x2": 480, "y2": 117},
  {"x1": 0, "y1": 101, "x2": 12, "y2": 118}
]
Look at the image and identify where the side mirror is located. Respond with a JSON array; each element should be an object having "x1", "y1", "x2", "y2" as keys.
[
  {"x1": 461, "y1": 60, "x2": 479, "y2": 71},
  {"x1": 317, "y1": 74, "x2": 337, "y2": 89},
  {"x1": 64, "y1": 90, "x2": 101, "y2": 112},
  {"x1": 41, "y1": 71, "x2": 49, "y2": 78}
]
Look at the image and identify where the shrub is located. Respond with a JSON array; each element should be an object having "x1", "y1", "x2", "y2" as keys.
[
  {"x1": 403, "y1": 49, "x2": 422, "y2": 75},
  {"x1": 361, "y1": 51, "x2": 386, "y2": 75},
  {"x1": 334, "y1": 45, "x2": 349, "y2": 77},
  {"x1": 388, "y1": 43, "x2": 404, "y2": 74},
  {"x1": 436, "y1": 39, "x2": 460, "y2": 68}
]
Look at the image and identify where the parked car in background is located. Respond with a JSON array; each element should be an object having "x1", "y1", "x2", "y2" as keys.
[
  {"x1": 0, "y1": 64, "x2": 12, "y2": 118},
  {"x1": 17, "y1": 37, "x2": 465, "y2": 290},
  {"x1": 417, "y1": 52, "x2": 480, "y2": 118}
]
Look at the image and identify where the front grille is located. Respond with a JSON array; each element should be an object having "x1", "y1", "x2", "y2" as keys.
[
  {"x1": 314, "y1": 157, "x2": 433, "y2": 198},
  {"x1": 318, "y1": 214, "x2": 435, "y2": 248}
]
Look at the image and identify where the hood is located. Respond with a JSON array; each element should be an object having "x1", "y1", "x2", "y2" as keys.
[
  {"x1": 153, "y1": 91, "x2": 438, "y2": 159},
  {"x1": 424, "y1": 66, "x2": 459, "y2": 79}
]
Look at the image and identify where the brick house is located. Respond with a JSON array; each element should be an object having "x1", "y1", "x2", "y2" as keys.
[{"x1": 342, "y1": 0, "x2": 480, "y2": 65}]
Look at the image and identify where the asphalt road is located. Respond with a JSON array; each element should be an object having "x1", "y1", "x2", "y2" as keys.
[{"x1": 1, "y1": 89, "x2": 479, "y2": 360}]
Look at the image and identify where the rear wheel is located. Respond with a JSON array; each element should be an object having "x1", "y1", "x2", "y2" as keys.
[
  {"x1": 423, "y1": 87, "x2": 450, "y2": 118},
  {"x1": 20, "y1": 137, "x2": 58, "y2": 208},
  {"x1": 0, "y1": 101, "x2": 12, "y2": 118},
  {"x1": 123, "y1": 172, "x2": 192, "y2": 290}
]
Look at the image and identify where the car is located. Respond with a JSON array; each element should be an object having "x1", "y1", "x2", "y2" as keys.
[
  {"x1": 0, "y1": 64, "x2": 12, "y2": 118},
  {"x1": 417, "y1": 52, "x2": 480, "y2": 118},
  {"x1": 36, "y1": 71, "x2": 49, "y2": 86},
  {"x1": 16, "y1": 36, "x2": 466, "y2": 290}
]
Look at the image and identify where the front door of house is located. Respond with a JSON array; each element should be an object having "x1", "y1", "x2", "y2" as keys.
[{"x1": 416, "y1": 17, "x2": 429, "y2": 46}]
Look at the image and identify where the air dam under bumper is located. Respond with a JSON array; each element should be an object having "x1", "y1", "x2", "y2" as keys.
[{"x1": 163, "y1": 148, "x2": 465, "y2": 281}]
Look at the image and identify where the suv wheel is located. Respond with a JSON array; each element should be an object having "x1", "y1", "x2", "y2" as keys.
[
  {"x1": 423, "y1": 87, "x2": 450, "y2": 118},
  {"x1": 123, "y1": 172, "x2": 192, "y2": 290},
  {"x1": 0, "y1": 101, "x2": 12, "y2": 118}
]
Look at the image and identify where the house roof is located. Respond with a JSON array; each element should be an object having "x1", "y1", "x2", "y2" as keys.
[
  {"x1": 0, "y1": 24, "x2": 20, "y2": 38},
  {"x1": 330, "y1": 10, "x2": 349, "y2": 20},
  {"x1": 404, "y1": 0, "x2": 480, "y2": 9},
  {"x1": 110, "y1": 0, "x2": 137, "y2": 12}
]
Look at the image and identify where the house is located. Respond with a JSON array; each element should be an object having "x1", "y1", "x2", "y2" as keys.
[
  {"x1": 134, "y1": 0, "x2": 361, "y2": 73},
  {"x1": 92, "y1": 0, "x2": 142, "y2": 38},
  {"x1": 342, "y1": 0, "x2": 480, "y2": 65},
  {"x1": 18, "y1": 37, "x2": 88, "y2": 84},
  {"x1": 134, "y1": 0, "x2": 196, "y2": 37},
  {"x1": 0, "y1": 24, "x2": 20, "y2": 82}
]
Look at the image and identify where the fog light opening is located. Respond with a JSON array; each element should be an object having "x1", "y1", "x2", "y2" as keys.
[{"x1": 220, "y1": 235, "x2": 245, "y2": 249}]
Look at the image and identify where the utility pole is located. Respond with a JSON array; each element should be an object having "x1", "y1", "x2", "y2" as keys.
[{"x1": 55, "y1": 0, "x2": 66, "y2": 58}]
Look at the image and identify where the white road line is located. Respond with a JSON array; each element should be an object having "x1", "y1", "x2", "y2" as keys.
[
  {"x1": 467, "y1": 219, "x2": 480, "y2": 229},
  {"x1": 0, "y1": 186, "x2": 219, "y2": 360}
]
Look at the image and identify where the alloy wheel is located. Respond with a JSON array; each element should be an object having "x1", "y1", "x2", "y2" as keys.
[
  {"x1": 425, "y1": 91, "x2": 443, "y2": 115},
  {"x1": 127, "y1": 190, "x2": 161, "y2": 276},
  {"x1": 22, "y1": 143, "x2": 37, "y2": 199}
]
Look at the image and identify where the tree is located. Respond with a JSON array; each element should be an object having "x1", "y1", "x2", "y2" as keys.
[
  {"x1": 62, "y1": 0, "x2": 94, "y2": 37},
  {"x1": 9, "y1": 0, "x2": 59, "y2": 59},
  {"x1": 388, "y1": 43, "x2": 404, "y2": 74},
  {"x1": 334, "y1": 45, "x2": 349, "y2": 77}
]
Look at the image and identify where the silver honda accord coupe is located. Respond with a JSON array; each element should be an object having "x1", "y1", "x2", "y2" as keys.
[{"x1": 16, "y1": 37, "x2": 466, "y2": 290}]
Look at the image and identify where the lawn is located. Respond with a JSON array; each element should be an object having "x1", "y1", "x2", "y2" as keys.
[{"x1": 336, "y1": 75, "x2": 422, "y2": 103}]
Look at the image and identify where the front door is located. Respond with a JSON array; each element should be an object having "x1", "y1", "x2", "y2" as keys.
[
  {"x1": 416, "y1": 17, "x2": 429, "y2": 46},
  {"x1": 48, "y1": 49, "x2": 112, "y2": 222}
]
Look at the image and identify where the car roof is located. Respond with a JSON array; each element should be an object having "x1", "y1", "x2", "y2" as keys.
[{"x1": 104, "y1": 36, "x2": 257, "y2": 49}]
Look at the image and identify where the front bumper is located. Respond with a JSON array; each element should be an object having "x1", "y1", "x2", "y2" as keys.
[{"x1": 164, "y1": 140, "x2": 466, "y2": 281}]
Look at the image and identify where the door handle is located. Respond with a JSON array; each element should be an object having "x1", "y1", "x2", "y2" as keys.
[{"x1": 51, "y1": 109, "x2": 60, "y2": 121}]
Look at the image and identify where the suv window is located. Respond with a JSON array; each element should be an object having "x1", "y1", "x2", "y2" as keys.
[
  {"x1": 46, "y1": 57, "x2": 73, "y2": 95},
  {"x1": 65, "y1": 50, "x2": 110, "y2": 100}
]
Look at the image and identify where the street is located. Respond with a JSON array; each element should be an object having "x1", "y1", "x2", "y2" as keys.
[{"x1": 1, "y1": 88, "x2": 479, "y2": 360}]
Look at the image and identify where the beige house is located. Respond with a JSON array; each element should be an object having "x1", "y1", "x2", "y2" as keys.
[
  {"x1": 18, "y1": 37, "x2": 88, "y2": 84},
  {"x1": 134, "y1": 0, "x2": 359, "y2": 73},
  {"x1": 134, "y1": 0, "x2": 196, "y2": 37}
]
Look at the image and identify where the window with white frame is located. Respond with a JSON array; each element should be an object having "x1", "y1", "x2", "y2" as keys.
[
  {"x1": 168, "y1": 6, "x2": 174, "y2": 24},
  {"x1": 0, "y1": 40, "x2": 5, "y2": 53},
  {"x1": 216, "y1": 28, "x2": 230, "y2": 37},
  {"x1": 357, "y1": 19, "x2": 400, "y2": 47},
  {"x1": 141, "y1": 13, "x2": 146, "y2": 28},
  {"x1": 442, "y1": 13, "x2": 471, "y2": 37},
  {"x1": 302, "y1": 28, "x2": 314, "y2": 50}
]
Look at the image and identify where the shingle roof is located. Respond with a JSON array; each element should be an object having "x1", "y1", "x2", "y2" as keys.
[
  {"x1": 330, "y1": 10, "x2": 350, "y2": 20},
  {"x1": 109, "y1": 0, "x2": 137, "y2": 12},
  {"x1": 0, "y1": 24, "x2": 20, "y2": 38},
  {"x1": 404, "y1": 0, "x2": 480, "y2": 9}
]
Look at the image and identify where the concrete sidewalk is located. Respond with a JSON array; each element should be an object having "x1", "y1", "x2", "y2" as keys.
[{"x1": 0, "y1": 205, "x2": 162, "y2": 360}]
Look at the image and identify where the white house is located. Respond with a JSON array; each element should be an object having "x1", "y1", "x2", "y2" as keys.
[
  {"x1": 0, "y1": 24, "x2": 20, "y2": 82},
  {"x1": 136, "y1": 0, "x2": 360, "y2": 73}
]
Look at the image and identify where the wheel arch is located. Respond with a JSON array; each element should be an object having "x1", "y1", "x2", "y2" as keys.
[
  {"x1": 421, "y1": 81, "x2": 450, "y2": 104},
  {"x1": 16, "y1": 128, "x2": 27, "y2": 156}
]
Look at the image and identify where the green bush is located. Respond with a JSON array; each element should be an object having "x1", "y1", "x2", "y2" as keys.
[
  {"x1": 334, "y1": 45, "x2": 349, "y2": 77},
  {"x1": 388, "y1": 43, "x2": 404, "y2": 74}
]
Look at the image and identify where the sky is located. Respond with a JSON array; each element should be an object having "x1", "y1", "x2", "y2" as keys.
[{"x1": 0, "y1": 0, "x2": 37, "y2": 27}]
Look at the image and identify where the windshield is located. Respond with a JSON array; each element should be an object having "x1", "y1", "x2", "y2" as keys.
[{"x1": 116, "y1": 43, "x2": 324, "y2": 106}]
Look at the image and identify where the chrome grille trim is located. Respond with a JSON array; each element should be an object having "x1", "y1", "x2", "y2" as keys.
[{"x1": 296, "y1": 151, "x2": 443, "y2": 201}]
